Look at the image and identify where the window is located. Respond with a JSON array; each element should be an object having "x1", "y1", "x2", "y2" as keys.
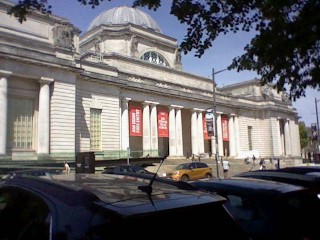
[
  {"x1": 248, "y1": 126, "x2": 253, "y2": 150},
  {"x1": 140, "y1": 51, "x2": 169, "y2": 66},
  {"x1": 8, "y1": 98, "x2": 34, "y2": 149},
  {"x1": 90, "y1": 108, "x2": 102, "y2": 150}
]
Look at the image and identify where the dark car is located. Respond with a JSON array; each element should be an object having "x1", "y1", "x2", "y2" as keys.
[
  {"x1": 235, "y1": 170, "x2": 320, "y2": 193},
  {"x1": 0, "y1": 173, "x2": 249, "y2": 240},
  {"x1": 192, "y1": 177, "x2": 320, "y2": 240},
  {"x1": 277, "y1": 166, "x2": 320, "y2": 175},
  {"x1": 102, "y1": 164, "x2": 153, "y2": 175}
]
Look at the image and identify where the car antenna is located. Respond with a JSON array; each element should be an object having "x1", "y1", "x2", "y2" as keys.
[{"x1": 138, "y1": 157, "x2": 166, "y2": 194}]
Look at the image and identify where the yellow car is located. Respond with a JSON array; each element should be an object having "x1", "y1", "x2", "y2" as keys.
[{"x1": 163, "y1": 162, "x2": 212, "y2": 181}]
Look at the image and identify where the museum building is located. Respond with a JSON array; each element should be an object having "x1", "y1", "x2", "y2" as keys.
[{"x1": 0, "y1": 0, "x2": 301, "y2": 163}]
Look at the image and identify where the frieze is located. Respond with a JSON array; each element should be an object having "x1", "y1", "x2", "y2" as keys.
[
  {"x1": 262, "y1": 85, "x2": 274, "y2": 98},
  {"x1": 156, "y1": 82, "x2": 171, "y2": 89},
  {"x1": 128, "y1": 76, "x2": 145, "y2": 83},
  {"x1": 53, "y1": 24, "x2": 74, "y2": 49},
  {"x1": 181, "y1": 87, "x2": 193, "y2": 93},
  {"x1": 201, "y1": 92, "x2": 212, "y2": 97},
  {"x1": 281, "y1": 92, "x2": 290, "y2": 103}
]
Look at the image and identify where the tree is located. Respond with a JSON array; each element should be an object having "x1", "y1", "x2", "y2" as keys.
[
  {"x1": 7, "y1": 0, "x2": 320, "y2": 100},
  {"x1": 299, "y1": 122, "x2": 309, "y2": 150}
]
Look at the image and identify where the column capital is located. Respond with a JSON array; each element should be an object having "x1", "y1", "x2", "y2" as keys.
[
  {"x1": 171, "y1": 104, "x2": 183, "y2": 109},
  {"x1": 39, "y1": 77, "x2": 54, "y2": 85},
  {"x1": 192, "y1": 108, "x2": 204, "y2": 112},
  {"x1": 122, "y1": 97, "x2": 131, "y2": 103},
  {"x1": 0, "y1": 70, "x2": 12, "y2": 78}
]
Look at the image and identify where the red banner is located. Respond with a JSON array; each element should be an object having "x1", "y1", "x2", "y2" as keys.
[
  {"x1": 221, "y1": 116, "x2": 229, "y2": 141},
  {"x1": 158, "y1": 110, "x2": 169, "y2": 138},
  {"x1": 129, "y1": 107, "x2": 142, "y2": 136},
  {"x1": 203, "y1": 116, "x2": 211, "y2": 140}
]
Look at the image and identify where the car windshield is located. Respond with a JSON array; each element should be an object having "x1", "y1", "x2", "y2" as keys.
[{"x1": 175, "y1": 163, "x2": 190, "y2": 170}]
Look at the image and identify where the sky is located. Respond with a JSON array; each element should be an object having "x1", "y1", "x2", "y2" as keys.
[{"x1": 47, "y1": 0, "x2": 319, "y2": 127}]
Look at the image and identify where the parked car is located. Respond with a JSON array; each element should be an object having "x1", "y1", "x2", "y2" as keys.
[
  {"x1": 162, "y1": 162, "x2": 212, "y2": 181},
  {"x1": 192, "y1": 177, "x2": 320, "y2": 240},
  {"x1": 277, "y1": 166, "x2": 320, "y2": 175},
  {"x1": 102, "y1": 164, "x2": 153, "y2": 175},
  {"x1": 0, "y1": 173, "x2": 249, "y2": 239},
  {"x1": 235, "y1": 170, "x2": 320, "y2": 193}
]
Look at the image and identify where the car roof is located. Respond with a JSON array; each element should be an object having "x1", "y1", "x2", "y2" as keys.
[
  {"x1": 235, "y1": 170, "x2": 320, "y2": 188},
  {"x1": 278, "y1": 166, "x2": 320, "y2": 174},
  {"x1": 3, "y1": 173, "x2": 226, "y2": 217},
  {"x1": 193, "y1": 177, "x2": 306, "y2": 195}
]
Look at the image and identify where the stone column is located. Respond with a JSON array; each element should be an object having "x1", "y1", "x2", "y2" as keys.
[
  {"x1": 191, "y1": 109, "x2": 198, "y2": 155},
  {"x1": 234, "y1": 115, "x2": 240, "y2": 157},
  {"x1": 150, "y1": 103, "x2": 159, "y2": 156},
  {"x1": 284, "y1": 119, "x2": 292, "y2": 156},
  {"x1": 0, "y1": 70, "x2": 12, "y2": 155},
  {"x1": 277, "y1": 118, "x2": 284, "y2": 155},
  {"x1": 229, "y1": 115, "x2": 235, "y2": 157},
  {"x1": 217, "y1": 113, "x2": 223, "y2": 157},
  {"x1": 168, "y1": 106, "x2": 176, "y2": 156},
  {"x1": 197, "y1": 111, "x2": 205, "y2": 154},
  {"x1": 121, "y1": 97, "x2": 130, "y2": 152},
  {"x1": 175, "y1": 107, "x2": 183, "y2": 156},
  {"x1": 37, "y1": 77, "x2": 53, "y2": 155},
  {"x1": 142, "y1": 102, "x2": 151, "y2": 156}
]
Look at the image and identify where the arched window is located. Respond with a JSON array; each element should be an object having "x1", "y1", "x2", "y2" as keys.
[{"x1": 140, "y1": 51, "x2": 169, "y2": 66}]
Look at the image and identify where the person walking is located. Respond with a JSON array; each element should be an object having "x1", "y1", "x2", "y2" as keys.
[
  {"x1": 64, "y1": 161, "x2": 70, "y2": 174},
  {"x1": 222, "y1": 159, "x2": 230, "y2": 179}
]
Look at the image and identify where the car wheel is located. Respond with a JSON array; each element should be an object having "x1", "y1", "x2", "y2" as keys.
[
  {"x1": 181, "y1": 175, "x2": 189, "y2": 182},
  {"x1": 205, "y1": 173, "x2": 212, "y2": 179}
]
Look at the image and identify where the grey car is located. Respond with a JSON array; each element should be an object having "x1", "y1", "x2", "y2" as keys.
[
  {"x1": 0, "y1": 173, "x2": 249, "y2": 240},
  {"x1": 192, "y1": 177, "x2": 320, "y2": 240}
]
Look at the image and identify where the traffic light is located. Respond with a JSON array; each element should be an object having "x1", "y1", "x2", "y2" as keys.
[{"x1": 311, "y1": 123, "x2": 317, "y2": 140}]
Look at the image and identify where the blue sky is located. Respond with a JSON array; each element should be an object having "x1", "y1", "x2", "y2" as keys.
[{"x1": 48, "y1": 0, "x2": 319, "y2": 127}]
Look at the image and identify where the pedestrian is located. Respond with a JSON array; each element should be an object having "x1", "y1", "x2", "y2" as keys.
[
  {"x1": 222, "y1": 159, "x2": 230, "y2": 179},
  {"x1": 252, "y1": 155, "x2": 256, "y2": 165},
  {"x1": 259, "y1": 158, "x2": 266, "y2": 170},
  {"x1": 64, "y1": 161, "x2": 70, "y2": 174}
]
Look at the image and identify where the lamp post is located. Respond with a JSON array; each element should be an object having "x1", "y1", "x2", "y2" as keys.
[
  {"x1": 212, "y1": 68, "x2": 227, "y2": 178},
  {"x1": 316, "y1": 98, "x2": 320, "y2": 154}
]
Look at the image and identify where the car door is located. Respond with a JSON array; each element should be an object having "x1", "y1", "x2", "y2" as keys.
[
  {"x1": 192, "y1": 162, "x2": 201, "y2": 179},
  {"x1": 0, "y1": 187, "x2": 52, "y2": 239}
]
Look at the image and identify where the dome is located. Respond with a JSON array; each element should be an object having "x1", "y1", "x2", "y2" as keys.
[{"x1": 87, "y1": 6, "x2": 162, "y2": 33}]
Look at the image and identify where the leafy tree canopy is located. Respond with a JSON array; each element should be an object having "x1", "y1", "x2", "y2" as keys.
[
  {"x1": 299, "y1": 123, "x2": 309, "y2": 149},
  {"x1": 7, "y1": 0, "x2": 320, "y2": 100}
]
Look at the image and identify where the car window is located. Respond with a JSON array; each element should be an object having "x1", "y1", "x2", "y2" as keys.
[
  {"x1": 197, "y1": 162, "x2": 208, "y2": 168},
  {"x1": 176, "y1": 163, "x2": 189, "y2": 170},
  {"x1": 190, "y1": 163, "x2": 197, "y2": 169},
  {"x1": 226, "y1": 195, "x2": 260, "y2": 221},
  {"x1": 0, "y1": 187, "x2": 51, "y2": 240}
]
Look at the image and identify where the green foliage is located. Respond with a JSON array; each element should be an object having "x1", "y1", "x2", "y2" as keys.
[
  {"x1": 7, "y1": 0, "x2": 320, "y2": 99},
  {"x1": 299, "y1": 123, "x2": 309, "y2": 149}
]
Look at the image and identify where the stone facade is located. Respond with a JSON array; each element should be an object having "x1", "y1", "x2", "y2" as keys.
[{"x1": 0, "y1": 1, "x2": 301, "y2": 164}]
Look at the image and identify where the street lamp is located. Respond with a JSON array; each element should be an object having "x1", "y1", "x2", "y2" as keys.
[
  {"x1": 212, "y1": 67, "x2": 227, "y2": 178},
  {"x1": 315, "y1": 98, "x2": 320, "y2": 153}
]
